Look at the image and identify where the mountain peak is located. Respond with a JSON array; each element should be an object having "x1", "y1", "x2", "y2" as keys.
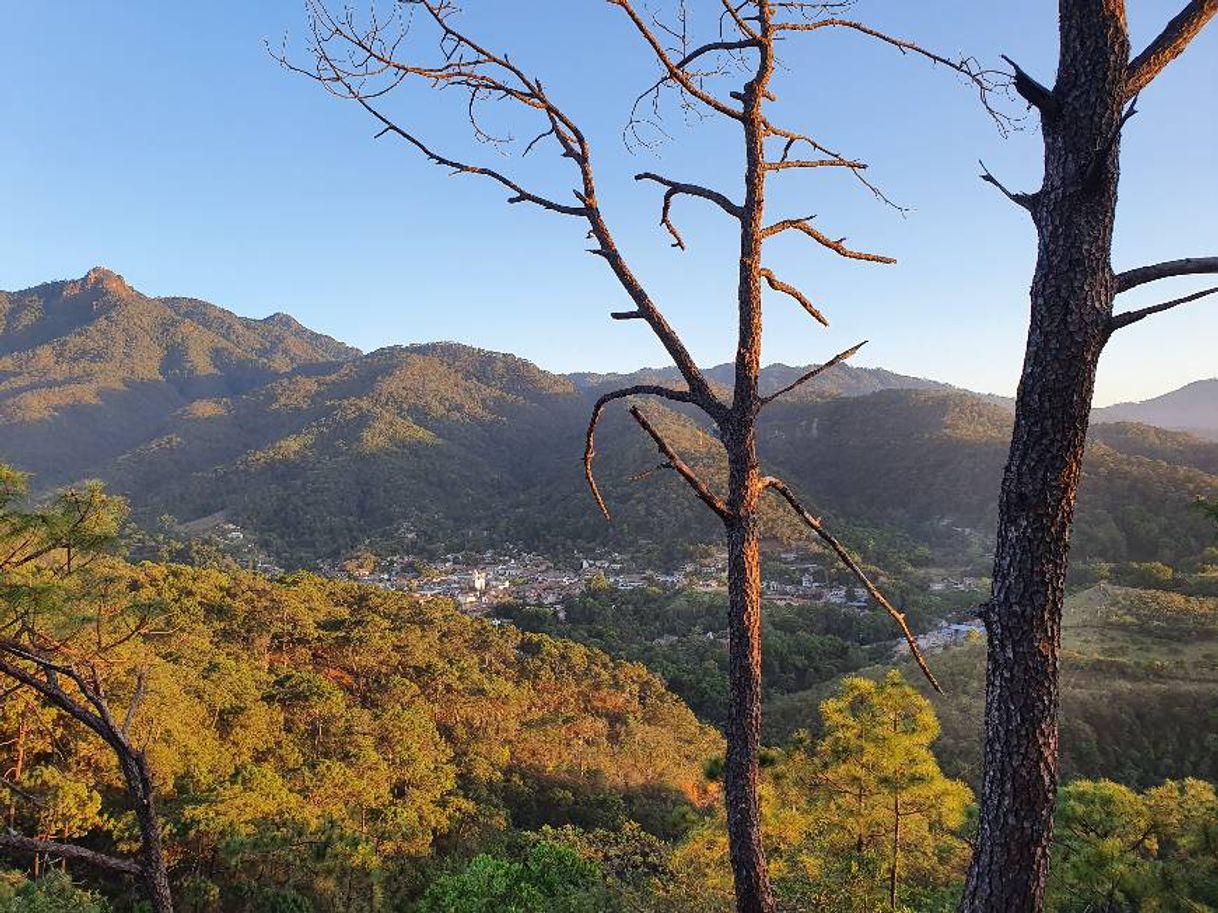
[{"x1": 65, "y1": 266, "x2": 134, "y2": 299}]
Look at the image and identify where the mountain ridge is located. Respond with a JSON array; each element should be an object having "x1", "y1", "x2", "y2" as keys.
[{"x1": 2, "y1": 270, "x2": 1214, "y2": 567}]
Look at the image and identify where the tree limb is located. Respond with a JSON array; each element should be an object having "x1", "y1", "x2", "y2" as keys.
[
  {"x1": 0, "y1": 832, "x2": 142, "y2": 877},
  {"x1": 762, "y1": 218, "x2": 896, "y2": 263},
  {"x1": 1110, "y1": 285, "x2": 1218, "y2": 332},
  {"x1": 608, "y1": 0, "x2": 744, "y2": 121},
  {"x1": 1114, "y1": 256, "x2": 1218, "y2": 293},
  {"x1": 775, "y1": 18, "x2": 1013, "y2": 130},
  {"x1": 584, "y1": 386, "x2": 697, "y2": 520},
  {"x1": 1125, "y1": 0, "x2": 1218, "y2": 100},
  {"x1": 635, "y1": 172, "x2": 744, "y2": 219},
  {"x1": 674, "y1": 38, "x2": 761, "y2": 70},
  {"x1": 764, "y1": 158, "x2": 867, "y2": 172},
  {"x1": 759, "y1": 269, "x2": 828, "y2": 326},
  {"x1": 760, "y1": 340, "x2": 867, "y2": 406},
  {"x1": 1000, "y1": 54, "x2": 1058, "y2": 117},
  {"x1": 761, "y1": 477, "x2": 943, "y2": 693},
  {"x1": 629, "y1": 407, "x2": 730, "y2": 521},
  {"x1": 978, "y1": 160, "x2": 1037, "y2": 212}
]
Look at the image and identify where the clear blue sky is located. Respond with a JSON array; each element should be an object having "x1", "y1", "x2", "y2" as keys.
[{"x1": 2, "y1": 2, "x2": 1214, "y2": 405}]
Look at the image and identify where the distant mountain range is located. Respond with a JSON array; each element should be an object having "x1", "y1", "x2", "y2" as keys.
[
  {"x1": 1093, "y1": 380, "x2": 1218, "y2": 441},
  {"x1": 1, "y1": 269, "x2": 1214, "y2": 567}
]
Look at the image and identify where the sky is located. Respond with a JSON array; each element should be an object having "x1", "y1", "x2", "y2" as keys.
[{"x1": 1, "y1": 2, "x2": 1214, "y2": 406}]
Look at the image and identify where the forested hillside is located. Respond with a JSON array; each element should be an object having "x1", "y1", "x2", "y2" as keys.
[
  {"x1": 765, "y1": 584, "x2": 1218, "y2": 791},
  {"x1": 0, "y1": 269, "x2": 355, "y2": 482},
  {"x1": 1, "y1": 271, "x2": 1215, "y2": 571}
]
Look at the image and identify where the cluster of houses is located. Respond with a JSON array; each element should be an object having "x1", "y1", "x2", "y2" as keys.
[
  {"x1": 897, "y1": 619, "x2": 986, "y2": 654},
  {"x1": 318, "y1": 549, "x2": 711, "y2": 613}
]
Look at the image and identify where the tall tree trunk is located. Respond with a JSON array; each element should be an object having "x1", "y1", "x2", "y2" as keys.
[
  {"x1": 961, "y1": 3, "x2": 1129, "y2": 910},
  {"x1": 723, "y1": 426, "x2": 774, "y2": 913},
  {"x1": 889, "y1": 793, "x2": 900, "y2": 912},
  {"x1": 122, "y1": 751, "x2": 174, "y2": 913}
]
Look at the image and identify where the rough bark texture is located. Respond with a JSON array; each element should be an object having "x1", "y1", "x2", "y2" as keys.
[
  {"x1": 962, "y1": 3, "x2": 1128, "y2": 909},
  {"x1": 719, "y1": 20, "x2": 776, "y2": 911},
  {"x1": 724, "y1": 499, "x2": 770, "y2": 912},
  {"x1": 122, "y1": 751, "x2": 174, "y2": 913}
]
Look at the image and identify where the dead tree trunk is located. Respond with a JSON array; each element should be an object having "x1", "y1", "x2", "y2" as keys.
[
  {"x1": 284, "y1": 4, "x2": 1002, "y2": 909},
  {"x1": 963, "y1": 3, "x2": 1218, "y2": 910},
  {"x1": 723, "y1": 432, "x2": 769, "y2": 909}
]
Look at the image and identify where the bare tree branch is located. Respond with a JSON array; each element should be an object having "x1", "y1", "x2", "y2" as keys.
[
  {"x1": 761, "y1": 477, "x2": 942, "y2": 693},
  {"x1": 629, "y1": 407, "x2": 730, "y2": 520},
  {"x1": 1110, "y1": 285, "x2": 1218, "y2": 331},
  {"x1": 282, "y1": 0, "x2": 724, "y2": 407},
  {"x1": 0, "y1": 832, "x2": 142, "y2": 877},
  {"x1": 760, "y1": 340, "x2": 866, "y2": 405},
  {"x1": 1125, "y1": 0, "x2": 1218, "y2": 100},
  {"x1": 366, "y1": 105, "x2": 589, "y2": 215},
  {"x1": 635, "y1": 172, "x2": 744, "y2": 219},
  {"x1": 775, "y1": 18, "x2": 1013, "y2": 131},
  {"x1": 609, "y1": 0, "x2": 745, "y2": 120},
  {"x1": 979, "y1": 160, "x2": 1037, "y2": 212},
  {"x1": 762, "y1": 217, "x2": 896, "y2": 263},
  {"x1": 584, "y1": 385, "x2": 697, "y2": 521},
  {"x1": 764, "y1": 158, "x2": 867, "y2": 172},
  {"x1": 675, "y1": 37, "x2": 761, "y2": 70},
  {"x1": 759, "y1": 268, "x2": 828, "y2": 326},
  {"x1": 1114, "y1": 256, "x2": 1218, "y2": 293},
  {"x1": 1000, "y1": 53, "x2": 1059, "y2": 117},
  {"x1": 635, "y1": 171, "x2": 744, "y2": 249}
]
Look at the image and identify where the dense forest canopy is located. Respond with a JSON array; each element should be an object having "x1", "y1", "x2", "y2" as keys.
[{"x1": 0, "y1": 470, "x2": 1215, "y2": 911}]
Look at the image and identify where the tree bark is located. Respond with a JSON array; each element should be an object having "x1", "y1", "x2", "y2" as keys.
[
  {"x1": 121, "y1": 751, "x2": 174, "y2": 913},
  {"x1": 720, "y1": 20, "x2": 776, "y2": 912},
  {"x1": 723, "y1": 428, "x2": 773, "y2": 913},
  {"x1": 961, "y1": 3, "x2": 1129, "y2": 910}
]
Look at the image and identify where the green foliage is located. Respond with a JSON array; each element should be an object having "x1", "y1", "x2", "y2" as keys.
[
  {"x1": 416, "y1": 842, "x2": 612, "y2": 913},
  {"x1": 662, "y1": 672, "x2": 972, "y2": 913},
  {"x1": 886, "y1": 585, "x2": 1218, "y2": 790},
  {"x1": 1048, "y1": 778, "x2": 1218, "y2": 912},
  {"x1": 0, "y1": 872, "x2": 109, "y2": 913},
  {"x1": 1196, "y1": 496, "x2": 1218, "y2": 535},
  {"x1": 0, "y1": 470, "x2": 717, "y2": 911}
]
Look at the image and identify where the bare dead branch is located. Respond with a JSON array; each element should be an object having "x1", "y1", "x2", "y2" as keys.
[
  {"x1": 635, "y1": 172, "x2": 744, "y2": 218},
  {"x1": 284, "y1": 0, "x2": 724, "y2": 408},
  {"x1": 763, "y1": 122, "x2": 906, "y2": 210},
  {"x1": 761, "y1": 477, "x2": 942, "y2": 693},
  {"x1": 0, "y1": 833, "x2": 142, "y2": 877},
  {"x1": 759, "y1": 268, "x2": 828, "y2": 326},
  {"x1": 1114, "y1": 256, "x2": 1218, "y2": 293},
  {"x1": 720, "y1": 0, "x2": 760, "y2": 41},
  {"x1": 764, "y1": 158, "x2": 867, "y2": 172},
  {"x1": 1000, "y1": 54, "x2": 1059, "y2": 117},
  {"x1": 368, "y1": 102, "x2": 589, "y2": 216},
  {"x1": 634, "y1": 172, "x2": 743, "y2": 250},
  {"x1": 675, "y1": 38, "x2": 761, "y2": 70},
  {"x1": 1125, "y1": 0, "x2": 1218, "y2": 100},
  {"x1": 978, "y1": 160, "x2": 1037, "y2": 212},
  {"x1": 1110, "y1": 285, "x2": 1218, "y2": 331},
  {"x1": 584, "y1": 386, "x2": 697, "y2": 521},
  {"x1": 629, "y1": 407, "x2": 730, "y2": 520},
  {"x1": 776, "y1": 18, "x2": 1013, "y2": 131},
  {"x1": 762, "y1": 217, "x2": 896, "y2": 263},
  {"x1": 609, "y1": 0, "x2": 745, "y2": 121},
  {"x1": 761, "y1": 340, "x2": 867, "y2": 405}
]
